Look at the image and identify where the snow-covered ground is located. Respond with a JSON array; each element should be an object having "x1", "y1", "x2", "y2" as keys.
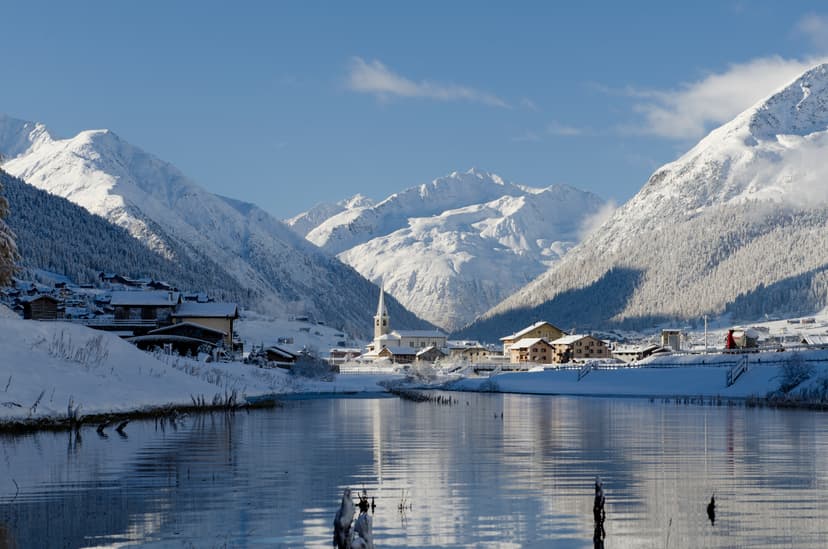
[
  {"x1": 449, "y1": 350, "x2": 828, "y2": 399},
  {"x1": 0, "y1": 306, "x2": 395, "y2": 425},
  {"x1": 5, "y1": 301, "x2": 828, "y2": 428},
  {"x1": 236, "y1": 310, "x2": 365, "y2": 356}
]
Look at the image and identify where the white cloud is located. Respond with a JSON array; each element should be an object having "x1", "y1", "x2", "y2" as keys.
[
  {"x1": 546, "y1": 121, "x2": 586, "y2": 136},
  {"x1": 346, "y1": 57, "x2": 510, "y2": 108},
  {"x1": 796, "y1": 14, "x2": 828, "y2": 51},
  {"x1": 578, "y1": 200, "x2": 617, "y2": 240},
  {"x1": 628, "y1": 56, "x2": 826, "y2": 139}
]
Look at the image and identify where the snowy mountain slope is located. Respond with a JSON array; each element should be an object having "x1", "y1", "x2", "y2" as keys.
[
  {"x1": 1, "y1": 169, "x2": 242, "y2": 295},
  {"x1": 461, "y1": 63, "x2": 828, "y2": 342},
  {"x1": 0, "y1": 116, "x2": 429, "y2": 338},
  {"x1": 304, "y1": 170, "x2": 524, "y2": 255},
  {"x1": 289, "y1": 169, "x2": 610, "y2": 330},
  {"x1": 285, "y1": 194, "x2": 375, "y2": 238}
]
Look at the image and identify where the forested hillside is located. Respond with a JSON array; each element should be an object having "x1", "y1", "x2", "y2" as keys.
[{"x1": 0, "y1": 170, "x2": 246, "y2": 298}]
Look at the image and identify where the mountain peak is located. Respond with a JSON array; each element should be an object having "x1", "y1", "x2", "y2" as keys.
[
  {"x1": 747, "y1": 62, "x2": 828, "y2": 140},
  {"x1": 0, "y1": 114, "x2": 52, "y2": 160}
]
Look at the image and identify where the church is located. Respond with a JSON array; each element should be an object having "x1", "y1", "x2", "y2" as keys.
[{"x1": 364, "y1": 284, "x2": 447, "y2": 361}]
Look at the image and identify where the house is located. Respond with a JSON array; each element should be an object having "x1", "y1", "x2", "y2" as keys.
[
  {"x1": 99, "y1": 272, "x2": 144, "y2": 288},
  {"x1": 661, "y1": 329, "x2": 682, "y2": 351},
  {"x1": 551, "y1": 334, "x2": 610, "y2": 363},
  {"x1": 127, "y1": 322, "x2": 227, "y2": 355},
  {"x1": 110, "y1": 290, "x2": 181, "y2": 325},
  {"x1": 171, "y1": 302, "x2": 239, "y2": 350},
  {"x1": 376, "y1": 346, "x2": 417, "y2": 364},
  {"x1": 447, "y1": 341, "x2": 492, "y2": 361},
  {"x1": 509, "y1": 338, "x2": 555, "y2": 364},
  {"x1": 328, "y1": 347, "x2": 363, "y2": 365},
  {"x1": 21, "y1": 295, "x2": 60, "y2": 320},
  {"x1": 416, "y1": 346, "x2": 446, "y2": 363},
  {"x1": 612, "y1": 343, "x2": 669, "y2": 363},
  {"x1": 264, "y1": 345, "x2": 299, "y2": 365},
  {"x1": 500, "y1": 321, "x2": 566, "y2": 355}
]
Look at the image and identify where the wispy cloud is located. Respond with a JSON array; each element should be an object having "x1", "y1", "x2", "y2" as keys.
[
  {"x1": 546, "y1": 121, "x2": 587, "y2": 136},
  {"x1": 346, "y1": 57, "x2": 510, "y2": 108},
  {"x1": 623, "y1": 56, "x2": 825, "y2": 139},
  {"x1": 510, "y1": 131, "x2": 541, "y2": 143},
  {"x1": 795, "y1": 14, "x2": 828, "y2": 51},
  {"x1": 520, "y1": 98, "x2": 539, "y2": 111}
]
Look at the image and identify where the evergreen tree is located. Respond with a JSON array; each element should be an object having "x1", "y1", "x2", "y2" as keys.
[{"x1": 0, "y1": 161, "x2": 20, "y2": 285}]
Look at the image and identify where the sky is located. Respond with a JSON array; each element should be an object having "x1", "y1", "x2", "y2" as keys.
[{"x1": 1, "y1": 1, "x2": 827, "y2": 219}]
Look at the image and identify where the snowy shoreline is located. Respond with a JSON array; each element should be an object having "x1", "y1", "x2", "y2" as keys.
[{"x1": 4, "y1": 306, "x2": 828, "y2": 434}]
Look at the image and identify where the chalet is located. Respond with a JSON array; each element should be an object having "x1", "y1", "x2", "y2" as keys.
[
  {"x1": 551, "y1": 334, "x2": 610, "y2": 363},
  {"x1": 99, "y1": 272, "x2": 144, "y2": 287},
  {"x1": 612, "y1": 343, "x2": 669, "y2": 363},
  {"x1": 416, "y1": 346, "x2": 446, "y2": 363},
  {"x1": 500, "y1": 321, "x2": 566, "y2": 355},
  {"x1": 110, "y1": 290, "x2": 181, "y2": 325},
  {"x1": 128, "y1": 322, "x2": 227, "y2": 355},
  {"x1": 376, "y1": 346, "x2": 417, "y2": 364},
  {"x1": 328, "y1": 347, "x2": 362, "y2": 365},
  {"x1": 171, "y1": 302, "x2": 239, "y2": 350},
  {"x1": 509, "y1": 338, "x2": 554, "y2": 364},
  {"x1": 264, "y1": 345, "x2": 299, "y2": 365},
  {"x1": 447, "y1": 341, "x2": 492, "y2": 361},
  {"x1": 148, "y1": 280, "x2": 176, "y2": 291},
  {"x1": 21, "y1": 295, "x2": 60, "y2": 320}
]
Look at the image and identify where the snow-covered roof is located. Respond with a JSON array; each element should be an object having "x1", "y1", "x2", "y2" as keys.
[
  {"x1": 379, "y1": 346, "x2": 418, "y2": 356},
  {"x1": 510, "y1": 337, "x2": 551, "y2": 350},
  {"x1": 149, "y1": 322, "x2": 227, "y2": 336},
  {"x1": 500, "y1": 321, "x2": 562, "y2": 341},
  {"x1": 265, "y1": 345, "x2": 298, "y2": 359},
  {"x1": 19, "y1": 294, "x2": 59, "y2": 303},
  {"x1": 173, "y1": 302, "x2": 239, "y2": 318},
  {"x1": 416, "y1": 345, "x2": 445, "y2": 357},
  {"x1": 551, "y1": 334, "x2": 594, "y2": 345},
  {"x1": 802, "y1": 335, "x2": 828, "y2": 345},
  {"x1": 110, "y1": 290, "x2": 180, "y2": 307},
  {"x1": 392, "y1": 329, "x2": 447, "y2": 338},
  {"x1": 447, "y1": 340, "x2": 484, "y2": 349}
]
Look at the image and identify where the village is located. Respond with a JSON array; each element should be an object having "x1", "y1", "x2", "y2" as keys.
[{"x1": 4, "y1": 272, "x2": 828, "y2": 378}]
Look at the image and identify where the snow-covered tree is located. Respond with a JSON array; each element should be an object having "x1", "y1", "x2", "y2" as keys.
[{"x1": 0, "y1": 166, "x2": 20, "y2": 285}]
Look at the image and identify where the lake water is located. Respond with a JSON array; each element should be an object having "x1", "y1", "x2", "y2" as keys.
[{"x1": 2, "y1": 393, "x2": 828, "y2": 547}]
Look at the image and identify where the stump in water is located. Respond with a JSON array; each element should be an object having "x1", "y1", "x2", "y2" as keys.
[
  {"x1": 707, "y1": 495, "x2": 716, "y2": 525},
  {"x1": 593, "y1": 477, "x2": 606, "y2": 548}
]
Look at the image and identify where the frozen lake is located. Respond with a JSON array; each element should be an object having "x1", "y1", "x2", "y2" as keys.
[{"x1": 2, "y1": 393, "x2": 828, "y2": 547}]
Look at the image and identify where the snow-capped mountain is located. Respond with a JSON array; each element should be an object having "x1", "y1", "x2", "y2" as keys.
[
  {"x1": 0, "y1": 114, "x2": 429, "y2": 337},
  {"x1": 287, "y1": 169, "x2": 610, "y2": 330},
  {"x1": 462, "y1": 63, "x2": 828, "y2": 341},
  {"x1": 286, "y1": 194, "x2": 375, "y2": 238}
]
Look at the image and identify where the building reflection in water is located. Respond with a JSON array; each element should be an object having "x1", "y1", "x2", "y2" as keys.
[{"x1": 1, "y1": 394, "x2": 828, "y2": 547}]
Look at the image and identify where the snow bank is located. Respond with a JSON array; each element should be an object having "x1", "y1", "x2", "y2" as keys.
[
  {"x1": 0, "y1": 314, "x2": 398, "y2": 425},
  {"x1": 448, "y1": 351, "x2": 828, "y2": 399}
]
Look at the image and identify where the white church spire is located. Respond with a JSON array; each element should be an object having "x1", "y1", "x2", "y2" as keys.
[{"x1": 374, "y1": 281, "x2": 389, "y2": 340}]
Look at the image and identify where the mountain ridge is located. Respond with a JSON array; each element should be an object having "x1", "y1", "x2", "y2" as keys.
[
  {"x1": 287, "y1": 169, "x2": 611, "y2": 330},
  {"x1": 0, "y1": 115, "x2": 430, "y2": 338},
  {"x1": 460, "y1": 62, "x2": 828, "y2": 342}
]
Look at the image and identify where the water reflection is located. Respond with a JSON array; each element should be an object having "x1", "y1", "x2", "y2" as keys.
[{"x1": 1, "y1": 395, "x2": 828, "y2": 547}]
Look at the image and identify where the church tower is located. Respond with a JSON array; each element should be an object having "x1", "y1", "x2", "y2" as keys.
[{"x1": 374, "y1": 281, "x2": 390, "y2": 340}]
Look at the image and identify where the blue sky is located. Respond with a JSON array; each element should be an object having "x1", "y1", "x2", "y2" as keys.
[{"x1": 1, "y1": 1, "x2": 827, "y2": 218}]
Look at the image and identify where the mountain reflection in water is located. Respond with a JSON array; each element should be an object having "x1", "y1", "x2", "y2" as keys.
[{"x1": 1, "y1": 394, "x2": 828, "y2": 547}]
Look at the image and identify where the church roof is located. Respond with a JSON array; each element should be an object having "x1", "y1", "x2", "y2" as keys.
[{"x1": 375, "y1": 282, "x2": 388, "y2": 318}]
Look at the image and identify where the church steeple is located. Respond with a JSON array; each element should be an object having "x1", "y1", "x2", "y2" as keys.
[{"x1": 374, "y1": 281, "x2": 390, "y2": 340}]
